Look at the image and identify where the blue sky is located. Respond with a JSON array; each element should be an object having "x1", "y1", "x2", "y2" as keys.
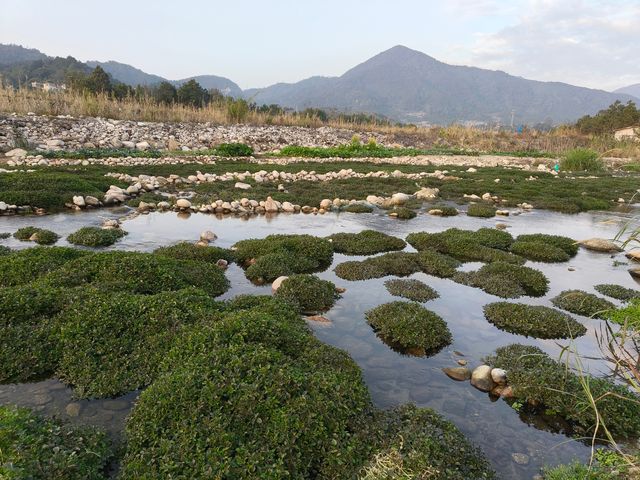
[{"x1": 1, "y1": 0, "x2": 638, "y2": 91}]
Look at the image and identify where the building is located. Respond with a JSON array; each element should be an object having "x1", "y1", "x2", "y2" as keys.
[
  {"x1": 614, "y1": 125, "x2": 639, "y2": 141},
  {"x1": 30, "y1": 81, "x2": 67, "y2": 92}
]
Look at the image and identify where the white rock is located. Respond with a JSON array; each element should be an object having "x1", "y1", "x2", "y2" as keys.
[
  {"x1": 491, "y1": 368, "x2": 507, "y2": 384},
  {"x1": 200, "y1": 230, "x2": 217, "y2": 242},
  {"x1": 72, "y1": 195, "x2": 85, "y2": 207},
  {"x1": 281, "y1": 201, "x2": 295, "y2": 212},
  {"x1": 234, "y1": 182, "x2": 251, "y2": 190},
  {"x1": 390, "y1": 192, "x2": 413, "y2": 205},
  {"x1": 0, "y1": 201, "x2": 7, "y2": 211},
  {"x1": 136, "y1": 141, "x2": 150, "y2": 151},
  {"x1": 271, "y1": 275, "x2": 288, "y2": 292},
  {"x1": 414, "y1": 187, "x2": 439, "y2": 200},
  {"x1": 5, "y1": 148, "x2": 27, "y2": 158},
  {"x1": 471, "y1": 365, "x2": 495, "y2": 392},
  {"x1": 264, "y1": 196, "x2": 279, "y2": 213},
  {"x1": 319, "y1": 199, "x2": 332, "y2": 209},
  {"x1": 176, "y1": 198, "x2": 192, "y2": 209}
]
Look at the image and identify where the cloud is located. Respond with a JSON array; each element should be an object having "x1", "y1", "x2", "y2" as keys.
[{"x1": 469, "y1": 0, "x2": 640, "y2": 91}]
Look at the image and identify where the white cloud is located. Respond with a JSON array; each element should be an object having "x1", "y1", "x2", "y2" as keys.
[{"x1": 469, "y1": 0, "x2": 640, "y2": 91}]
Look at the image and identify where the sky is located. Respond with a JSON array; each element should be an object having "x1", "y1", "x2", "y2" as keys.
[{"x1": 1, "y1": 0, "x2": 638, "y2": 91}]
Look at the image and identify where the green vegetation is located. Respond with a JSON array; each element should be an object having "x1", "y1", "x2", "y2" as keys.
[
  {"x1": 560, "y1": 148, "x2": 605, "y2": 172},
  {"x1": 515, "y1": 233, "x2": 579, "y2": 256},
  {"x1": 13, "y1": 226, "x2": 59, "y2": 245},
  {"x1": 154, "y1": 242, "x2": 234, "y2": 263},
  {"x1": 0, "y1": 246, "x2": 10, "y2": 256},
  {"x1": 384, "y1": 278, "x2": 439, "y2": 302},
  {"x1": 415, "y1": 249, "x2": 462, "y2": 278},
  {"x1": 486, "y1": 344, "x2": 640, "y2": 437},
  {"x1": 594, "y1": 284, "x2": 640, "y2": 302},
  {"x1": 483, "y1": 302, "x2": 586, "y2": 339},
  {"x1": 0, "y1": 247, "x2": 88, "y2": 287},
  {"x1": 328, "y1": 229, "x2": 406, "y2": 255},
  {"x1": 607, "y1": 299, "x2": 640, "y2": 330},
  {"x1": 0, "y1": 232, "x2": 10, "y2": 239},
  {"x1": 509, "y1": 241, "x2": 570, "y2": 262},
  {"x1": 67, "y1": 226, "x2": 126, "y2": 247},
  {"x1": 342, "y1": 203, "x2": 374, "y2": 213},
  {"x1": 542, "y1": 460, "x2": 626, "y2": 480},
  {"x1": 365, "y1": 301, "x2": 452, "y2": 355},
  {"x1": 431, "y1": 204, "x2": 459, "y2": 216},
  {"x1": 215, "y1": 142, "x2": 254, "y2": 157},
  {"x1": 233, "y1": 234, "x2": 333, "y2": 282},
  {"x1": 576, "y1": 100, "x2": 640, "y2": 135},
  {"x1": 389, "y1": 206, "x2": 417, "y2": 219},
  {"x1": 467, "y1": 203, "x2": 496, "y2": 218},
  {"x1": 454, "y1": 262, "x2": 549, "y2": 298},
  {"x1": 0, "y1": 405, "x2": 112, "y2": 480},
  {"x1": 273, "y1": 274, "x2": 338, "y2": 313},
  {"x1": 334, "y1": 252, "x2": 420, "y2": 281},
  {"x1": 551, "y1": 290, "x2": 616, "y2": 319}
]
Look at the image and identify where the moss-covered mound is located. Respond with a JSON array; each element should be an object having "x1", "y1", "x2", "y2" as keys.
[
  {"x1": 329, "y1": 230, "x2": 406, "y2": 255},
  {"x1": 454, "y1": 262, "x2": 549, "y2": 298},
  {"x1": 342, "y1": 203, "x2": 374, "y2": 213},
  {"x1": 594, "y1": 284, "x2": 640, "y2": 302},
  {"x1": 389, "y1": 206, "x2": 418, "y2": 219},
  {"x1": 551, "y1": 290, "x2": 615, "y2": 318},
  {"x1": 415, "y1": 249, "x2": 462, "y2": 278},
  {"x1": 467, "y1": 203, "x2": 496, "y2": 217},
  {"x1": 483, "y1": 302, "x2": 586, "y2": 339},
  {"x1": 0, "y1": 245, "x2": 10, "y2": 256},
  {"x1": 430, "y1": 205, "x2": 459, "y2": 216},
  {"x1": 334, "y1": 252, "x2": 420, "y2": 281},
  {"x1": 274, "y1": 274, "x2": 337, "y2": 313},
  {"x1": 486, "y1": 344, "x2": 640, "y2": 437},
  {"x1": 67, "y1": 226, "x2": 126, "y2": 247},
  {"x1": 384, "y1": 278, "x2": 439, "y2": 302},
  {"x1": 608, "y1": 299, "x2": 640, "y2": 330},
  {"x1": 515, "y1": 233, "x2": 578, "y2": 256},
  {"x1": 0, "y1": 405, "x2": 112, "y2": 480},
  {"x1": 38, "y1": 251, "x2": 229, "y2": 296},
  {"x1": 0, "y1": 247, "x2": 88, "y2": 287},
  {"x1": 365, "y1": 301, "x2": 451, "y2": 355},
  {"x1": 154, "y1": 241, "x2": 234, "y2": 263},
  {"x1": 57, "y1": 288, "x2": 222, "y2": 398},
  {"x1": 13, "y1": 226, "x2": 60, "y2": 245},
  {"x1": 233, "y1": 234, "x2": 333, "y2": 282},
  {"x1": 509, "y1": 241, "x2": 570, "y2": 262}
]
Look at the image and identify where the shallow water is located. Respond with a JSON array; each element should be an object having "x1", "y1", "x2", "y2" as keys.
[{"x1": 1, "y1": 206, "x2": 639, "y2": 479}]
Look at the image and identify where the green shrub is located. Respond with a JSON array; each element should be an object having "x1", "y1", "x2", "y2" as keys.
[
  {"x1": 0, "y1": 247, "x2": 88, "y2": 287},
  {"x1": 244, "y1": 252, "x2": 316, "y2": 283},
  {"x1": 454, "y1": 262, "x2": 549, "y2": 298},
  {"x1": 38, "y1": 251, "x2": 229, "y2": 296},
  {"x1": 13, "y1": 226, "x2": 59, "y2": 245},
  {"x1": 607, "y1": 299, "x2": 640, "y2": 330},
  {"x1": 334, "y1": 252, "x2": 420, "y2": 281},
  {"x1": 57, "y1": 288, "x2": 222, "y2": 398},
  {"x1": 0, "y1": 246, "x2": 11, "y2": 256},
  {"x1": 154, "y1": 241, "x2": 234, "y2": 263},
  {"x1": 551, "y1": 290, "x2": 615, "y2": 318},
  {"x1": 515, "y1": 233, "x2": 578, "y2": 256},
  {"x1": 328, "y1": 230, "x2": 406, "y2": 255},
  {"x1": 430, "y1": 204, "x2": 459, "y2": 216},
  {"x1": 486, "y1": 344, "x2": 640, "y2": 437},
  {"x1": 467, "y1": 203, "x2": 496, "y2": 217},
  {"x1": 560, "y1": 148, "x2": 605, "y2": 172},
  {"x1": 0, "y1": 232, "x2": 10, "y2": 239},
  {"x1": 390, "y1": 206, "x2": 417, "y2": 219},
  {"x1": 0, "y1": 405, "x2": 112, "y2": 480},
  {"x1": 215, "y1": 142, "x2": 253, "y2": 157},
  {"x1": 67, "y1": 226, "x2": 126, "y2": 247},
  {"x1": 342, "y1": 203, "x2": 374, "y2": 213},
  {"x1": 483, "y1": 302, "x2": 586, "y2": 339},
  {"x1": 384, "y1": 278, "x2": 439, "y2": 302},
  {"x1": 594, "y1": 284, "x2": 640, "y2": 302},
  {"x1": 542, "y1": 460, "x2": 619, "y2": 480},
  {"x1": 365, "y1": 301, "x2": 451, "y2": 355},
  {"x1": 415, "y1": 249, "x2": 462, "y2": 278},
  {"x1": 509, "y1": 241, "x2": 570, "y2": 262},
  {"x1": 274, "y1": 274, "x2": 337, "y2": 313}
]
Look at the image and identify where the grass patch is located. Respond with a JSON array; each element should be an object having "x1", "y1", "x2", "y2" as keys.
[
  {"x1": 515, "y1": 233, "x2": 578, "y2": 256},
  {"x1": 13, "y1": 226, "x2": 60, "y2": 245},
  {"x1": 67, "y1": 226, "x2": 126, "y2": 247},
  {"x1": 551, "y1": 290, "x2": 615, "y2": 319},
  {"x1": 365, "y1": 301, "x2": 451, "y2": 355},
  {"x1": 415, "y1": 249, "x2": 462, "y2": 278},
  {"x1": 607, "y1": 299, "x2": 640, "y2": 330},
  {"x1": 273, "y1": 274, "x2": 338, "y2": 314},
  {"x1": 430, "y1": 204, "x2": 459, "y2": 216},
  {"x1": 389, "y1": 206, "x2": 417, "y2": 219},
  {"x1": 560, "y1": 148, "x2": 605, "y2": 172},
  {"x1": 0, "y1": 247, "x2": 88, "y2": 287},
  {"x1": 384, "y1": 278, "x2": 439, "y2": 302},
  {"x1": 154, "y1": 242, "x2": 234, "y2": 263},
  {"x1": 467, "y1": 203, "x2": 496, "y2": 218},
  {"x1": 483, "y1": 302, "x2": 586, "y2": 339},
  {"x1": 0, "y1": 405, "x2": 111, "y2": 480},
  {"x1": 342, "y1": 203, "x2": 374, "y2": 213},
  {"x1": 35, "y1": 142, "x2": 253, "y2": 159},
  {"x1": 594, "y1": 284, "x2": 640, "y2": 302},
  {"x1": 454, "y1": 262, "x2": 549, "y2": 298},
  {"x1": 334, "y1": 252, "x2": 420, "y2": 281},
  {"x1": 509, "y1": 241, "x2": 570, "y2": 262},
  {"x1": 328, "y1": 230, "x2": 406, "y2": 255}
]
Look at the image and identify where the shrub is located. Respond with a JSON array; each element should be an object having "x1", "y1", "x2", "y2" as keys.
[
  {"x1": 0, "y1": 247, "x2": 88, "y2": 287},
  {"x1": 483, "y1": 302, "x2": 586, "y2": 339},
  {"x1": 607, "y1": 299, "x2": 640, "y2": 330},
  {"x1": 154, "y1": 241, "x2": 234, "y2": 263},
  {"x1": 486, "y1": 344, "x2": 640, "y2": 437},
  {"x1": 384, "y1": 278, "x2": 439, "y2": 302},
  {"x1": 365, "y1": 301, "x2": 451, "y2": 355},
  {"x1": 515, "y1": 233, "x2": 578, "y2": 256},
  {"x1": 328, "y1": 230, "x2": 406, "y2": 255},
  {"x1": 415, "y1": 249, "x2": 461, "y2": 278},
  {"x1": 509, "y1": 241, "x2": 570, "y2": 262},
  {"x1": 57, "y1": 288, "x2": 222, "y2": 398},
  {"x1": 274, "y1": 274, "x2": 337, "y2": 313},
  {"x1": 430, "y1": 204, "x2": 459, "y2": 216},
  {"x1": 560, "y1": 148, "x2": 605, "y2": 172},
  {"x1": 551, "y1": 290, "x2": 615, "y2": 318},
  {"x1": 467, "y1": 203, "x2": 496, "y2": 217},
  {"x1": 38, "y1": 251, "x2": 229, "y2": 296},
  {"x1": 13, "y1": 226, "x2": 59, "y2": 245},
  {"x1": 334, "y1": 252, "x2": 420, "y2": 281},
  {"x1": 67, "y1": 226, "x2": 126, "y2": 247},
  {"x1": 594, "y1": 284, "x2": 640, "y2": 302},
  {"x1": 215, "y1": 142, "x2": 254, "y2": 157},
  {"x1": 245, "y1": 252, "x2": 316, "y2": 283},
  {"x1": 0, "y1": 232, "x2": 10, "y2": 239},
  {"x1": 0, "y1": 246, "x2": 11, "y2": 256},
  {"x1": 342, "y1": 203, "x2": 374, "y2": 213},
  {"x1": 390, "y1": 206, "x2": 417, "y2": 219},
  {"x1": 454, "y1": 262, "x2": 549, "y2": 298},
  {"x1": 0, "y1": 405, "x2": 112, "y2": 480}
]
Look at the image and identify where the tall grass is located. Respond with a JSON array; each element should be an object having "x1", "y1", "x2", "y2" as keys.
[{"x1": 560, "y1": 148, "x2": 606, "y2": 172}]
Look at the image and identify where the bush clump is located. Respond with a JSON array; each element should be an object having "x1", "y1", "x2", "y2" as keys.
[
  {"x1": 154, "y1": 241, "x2": 234, "y2": 263},
  {"x1": 0, "y1": 405, "x2": 111, "y2": 480},
  {"x1": 415, "y1": 249, "x2": 462, "y2": 278},
  {"x1": 0, "y1": 245, "x2": 11, "y2": 256},
  {"x1": 214, "y1": 142, "x2": 253, "y2": 157},
  {"x1": 551, "y1": 290, "x2": 615, "y2": 318},
  {"x1": 454, "y1": 262, "x2": 549, "y2": 298},
  {"x1": 334, "y1": 252, "x2": 420, "y2": 281},
  {"x1": 594, "y1": 284, "x2": 640, "y2": 302},
  {"x1": 608, "y1": 299, "x2": 640, "y2": 330},
  {"x1": 13, "y1": 226, "x2": 60, "y2": 245},
  {"x1": 384, "y1": 278, "x2": 439, "y2": 302},
  {"x1": 365, "y1": 301, "x2": 451, "y2": 355},
  {"x1": 234, "y1": 234, "x2": 333, "y2": 282},
  {"x1": 515, "y1": 233, "x2": 578, "y2": 256},
  {"x1": 67, "y1": 226, "x2": 126, "y2": 247},
  {"x1": 342, "y1": 203, "x2": 374, "y2": 213},
  {"x1": 509, "y1": 241, "x2": 570, "y2": 262},
  {"x1": 483, "y1": 302, "x2": 586, "y2": 339},
  {"x1": 560, "y1": 148, "x2": 605, "y2": 172},
  {"x1": 486, "y1": 344, "x2": 640, "y2": 437},
  {"x1": 328, "y1": 229, "x2": 406, "y2": 255},
  {"x1": 389, "y1": 206, "x2": 417, "y2": 219},
  {"x1": 0, "y1": 247, "x2": 88, "y2": 287},
  {"x1": 467, "y1": 203, "x2": 496, "y2": 218},
  {"x1": 274, "y1": 274, "x2": 338, "y2": 313},
  {"x1": 430, "y1": 204, "x2": 459, "y2": 216}
]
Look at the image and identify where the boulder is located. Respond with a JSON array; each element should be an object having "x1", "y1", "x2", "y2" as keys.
[
  {"x1": 281, "y1": 201, "x2": 295, "y2": 212},
  {"x1": 390, "y1": 192, "x2": 413, "y2": 205},
  {"x1": 5, "y1": 148, "x2": 27, "y2": 158},
  {"x1": 414, "y1": 187, "x2": 440, "y2": 200},
  {"x1": 578, "y1": 238, "x2": 622, "y2": 253},
  {"x1": 443, "y1": 367, "x2": 471, "y2": 381},
  {"x1": 84, "y1": 195, "x2": 100, "y2": 206},
  {"x1": 271, "y1": 275, "x2": 288, "y2": 292},
  {"x1": 136, "y1": 141, "x2": 150, "y2": 151},
  {"x1": 72, "y1": 195, "x2": 85, "y2": 207},
  {"x1": 490, "y1": 368, "x2": 507, "y2": 385},
  {"x1": 235, "y1": 182, "x2": 251, "y2": 190},
  {"x1": 319, "y1": 199, "x2": 332, "y2": 209},
  {"x1": 264, "y1": 196, "x2": 279, "y2": 213},
  {"x1": 306, "y1": 315, "x2": 331, "y2": 324},
  {"x1": 200, "y1": 230, "x2": 217, "y2": 242},
  {"x1": 625, "y1": 250, "x2": 640, "y2": 262},
  {"x1": 471, "y1": 365, "x2": 495, "y2": 392},
  {"x1": 176, "y1": 198, "x2": 192, "y2": 209}
]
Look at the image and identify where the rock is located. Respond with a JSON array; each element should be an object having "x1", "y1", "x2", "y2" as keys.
[
  {"x1": 491, "y1": 368, "x2": 507, "y2": 384},
  {"x1": 306, "y1": 315, "x2": 331, "y2": 324},
  {"x1": 281, "y1": 201, "x2": 295, "y2": 212},
  {"x1": 414, "y1": 187, "x2": 440, "y2": 200},
  {"x1": 335, "y1": 287, "x2": 346, "y2": 294},
  {"x1": 496, "y1": 209, "x2": 510, "y2": 216},
  {"x1": 157, "y1": 201, "x2": 171, "y2": 210},
  {"x1": 72, "y1": 195, "x2": 85, "y2": 207},
  {"x1": 29, "y1": 233, "x2": 39, "y2": 241},
  {"x1": 578, "y1": 238, "x2": 622, "y2": 253},
  {"x1": 618, "y1": 198, "x2": 625, "y2": 203},
  {"x1": 65, "y1": 402, "x2": 81, "y2": 417},
  {"x1": 84, "y1": 195, "x2": 100, "y2": 206},
  {"x1": 481, "y1": 192, "x2": 493, "y2": 201},
  {"x1": 167, "y1": 137, "x2": 179, "y2": 150},
  {"x1": 235, "y1": 182, "x2": 251, "y2": 190},
  {"x1": 0, "y1": 201, "x2": 7, "y2": 211},
  {"x1": 271, "y1": 275, "x2": 288, "y2": 292},
  {"x1": 471, "y1": 365, "x2": 495, "y2": 392},
  {"x1": 200, "y1": 230, "x2": 217, "y2": 242},
  {"x1": 428, "y1": 209, "x2": 443, "y2": 216},
  {"x1": 176, "y1": 198, "x2": 191, "y2": 209},
  {"x1": 511, "y1": 453, "x2": 530, "y2": 465},
  {"x1": 625, "y1": 250, "x2": 640, "y2": 262},
  {"x1": 319, "y1": 199, "x2": 332, "y2": 209},
  {"x1": 135, "y1": 141, "x2": 150, "y2": 151},
  {"x1": 630, "y1": 268, "x2": 640, "y2": 280},
  {"x1": 500, "y1": 385, "x2": 515, "y2": 398},
  {"x1": 264, "y1": 196, "x2": 279, "y2": 213},
  {"x1": 216, "y1": 259, "x2": 228, "y2": 269},
  {"x1": 390, "y1": 192, "x2": 413, "y2": 205},
  {"x1": 5, "y1": 148, "x2": 27, "y2": 158},
  {"x1": 46, "y1": 139, "x2": 64, "y2": 147},
  {"x1": 457, "y1": 359, "x2": 468, "y2": 366},
  {"x1": 495, "y1": 223, "x2": 508, "y2": 230},
  {"x1": 467, "y1": 167, "x2": 477, "y2": 173},
  {"x1": 442, "y1": 367, "x2": 471, "y2": 381}
]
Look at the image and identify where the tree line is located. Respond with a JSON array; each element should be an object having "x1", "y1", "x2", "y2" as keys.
[{"x1": 575, "y1": 100, "x2": 640, "y2": 135}]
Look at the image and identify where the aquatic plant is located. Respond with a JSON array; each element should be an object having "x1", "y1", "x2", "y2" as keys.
[
  {"x1": 594, "y1": 284, "x2": 640, "y2": 302},
  {"x1": 154, "y1": 241, "x2": 233, "y2": 263},
  {"x1": 454, "y1": 262, "x2": 549, "y2": 298},
  {"x1": 467, "y1": 203, "x2": 496, "y2": 218},
  {"x1": 551, "y1": 290, "x2": 615, "y2": 319},
  {"x1": 13, "y1": 226, "x2": 60, "y2": 245},
  {"x1": 0, "y1": 247, "x2": 88, "y2": 287},
  {"x1": 274, "y1": 274, "x2": 338, "y2": 313},
  {"x1": 509, "y1": 241, "x2": 570, "y2": 262},
  {"x1": 342, "y1": 203, "x2": 374, "y2": 213},
  {"x1": 67, "y1": 226, "x2": 126, "y2": 247},
  {"x1": 390, "y1": 206, "x2": 417, "y2": 219},
  {"x1": 334, "y1": 252, "x2": 420, "y2": 281},
  {"x1": 415, "y1": 249, "x2": 462, "y2": 278},
  {"x1": 384, "y1": 278, "x2": 439, "y2": 302},
  {"x1": 328, "y1": 229, "x2": 406, "y2": 255},
  {"x1": 515, "y1": 233, "x2": 578, "y2": 256}
]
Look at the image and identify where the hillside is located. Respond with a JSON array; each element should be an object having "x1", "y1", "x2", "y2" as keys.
[
  {"x1": 614, "y1": 83, "x2": 640, "y2": 100},
  {"x1": 86, "y1": 60, "x2": 165, "y2": 86},
  {"x1": 0, "y1": 44, "x2": 47, "y2": 66}
]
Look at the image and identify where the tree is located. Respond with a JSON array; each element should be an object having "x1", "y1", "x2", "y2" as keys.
[
  {"x1": 84, "y1": 66, "x2": 112, "y2": 94},
  {"x1": 576, "y1": 100, "x2": 640, "y2": 134},
  {"x1": 176, "y1": 79, "x2": 208, "y2": 107},
  {"x1": 155, "y1": 81, "x2": 177, "y2": 104}
]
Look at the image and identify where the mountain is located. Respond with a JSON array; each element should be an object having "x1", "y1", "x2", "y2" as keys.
[
  {"x1": 248, "y1": 45, "x2": 636, "y2": 125},
  {"x1": 0, "y1": 44, "x2": 47, "y2": 66},
  {"x1": 86, "y1": 60, "x2": 165, "y2": 86},
  {"x1": 0, "y1": 55, "x2": 90, "y2": 87},
  {"x1": 173, "y1": 76, "x2": 242, "y2": 97},
  {"x1": 614, "y1": 84, "x2": 640, "y2": 100}
]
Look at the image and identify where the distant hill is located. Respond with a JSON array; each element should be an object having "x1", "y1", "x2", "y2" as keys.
[
  {"x1": 0, "y1": 44, "x2": 47, "y2": 66},
  {"x1": 172, "y1": 76, "x2": 242, "y2": 97},
  {"x1": 0, "y1": 55, "x2": 90, "y2": 87},
  {"x1": 86, "y1": 60, "x2": 165, "y2": 86},
  {"x1": 614, "y1": 84, "x2": 640, "y2": 100}
]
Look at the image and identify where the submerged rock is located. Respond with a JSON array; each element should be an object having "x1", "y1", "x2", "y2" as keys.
[
  {"x1": 578, "y1": 238, "x2": 622, "y2": 253},
  {"x1": 442, "y1": 367, "x2": 471, "y2": 381}
]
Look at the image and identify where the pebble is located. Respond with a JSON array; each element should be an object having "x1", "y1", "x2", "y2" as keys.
[
  {"x1": 511, "y1": 453, "x2": 530, "y2": 465},
  {"x1": 442, "y1": 367, "x2": 472, "y2": 381},
  {"x1": 65, "y1": 402, "x2": 82, "y2": 417}
]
